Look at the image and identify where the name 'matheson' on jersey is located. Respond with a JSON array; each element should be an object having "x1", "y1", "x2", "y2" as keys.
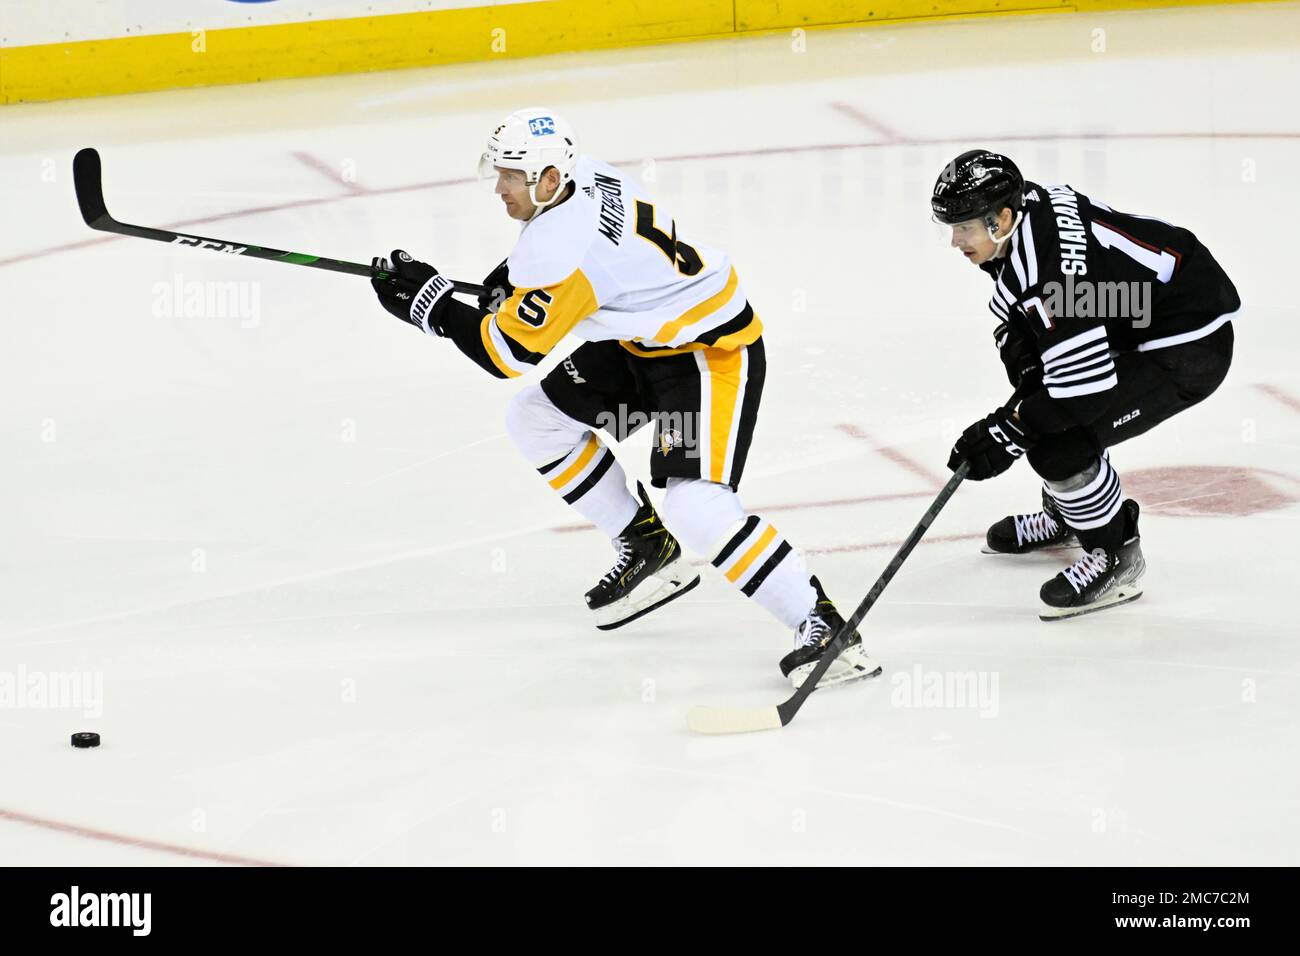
[{"x1": 453, "y1": 157, "x2": 761, "y2": 379}]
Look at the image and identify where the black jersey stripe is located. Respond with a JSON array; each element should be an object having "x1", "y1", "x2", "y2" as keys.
[
  {"x1": 1041, "y1": 325, "x2": 1108, "y2": 363},
  {"x1": 621, "y1": 303, "x2": 755, "y2": 355},
  {"x1": 1043, "y1": 349, "x2": 1114, "y2": 382},
  {"x1": 497, "y1": 322, "x2": 546, "y2": 365},
  {"x1": 1020, "y1": 213, "x2": 1039, "y2": 286},
  {"x1": 694, "y1": 302, "x2": 756, "y2": 347},
  {"x1": 1007, "y1": 230, "x2": 1024, "y2": 290},
  {"x1": 1046, "y1": 373, "x2": 1118, "y2": 399},
  {"x1": 1045, "y1": 366, "x2": 1116, "y2": 388}
]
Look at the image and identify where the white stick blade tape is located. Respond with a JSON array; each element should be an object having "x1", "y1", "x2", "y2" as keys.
[{"x1": 686, "y1": 706, "x2": 783, "y2": 735}]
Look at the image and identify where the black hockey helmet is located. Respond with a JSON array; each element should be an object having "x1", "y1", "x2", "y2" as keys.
[{"x1": 931, "y1": 150, "x2": 1023, "y2": 227}]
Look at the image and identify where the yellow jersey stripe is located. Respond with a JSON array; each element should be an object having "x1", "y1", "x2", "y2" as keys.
[
  {"x1": 651, "y1": 266, "x2": 739, "y2": 345},
  {"x1": 498, "y1": 268, "x2": 598, "y2": 356},
  {"x1": 548, "y1": 435, "x2": 601, "y2": 491},
  {"x1": 704, "y1": 346, "x2": 744, "y2": 484},
  {"x1": 618, "y1": 314, "x2": 761, "y2": 358},
  {"x1": 705, "y1": 316, "x2": 764, "y2": 352}
]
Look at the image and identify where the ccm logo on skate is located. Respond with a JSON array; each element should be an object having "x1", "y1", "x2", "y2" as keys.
[
  {"x1": 172, "y1": 235, "x2": 248, "y2": 254},
  {"x1": 1114, "y1": 409, "x2": 1141, "y2": 428}
]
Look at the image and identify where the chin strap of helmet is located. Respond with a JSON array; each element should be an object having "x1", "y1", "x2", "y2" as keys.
[
  {"x1": 986, "y1": 210, "x2": 1022, "y2": 257},
  {"x1": 526, "y1": 174, "x2": 572, "y2": 220}
]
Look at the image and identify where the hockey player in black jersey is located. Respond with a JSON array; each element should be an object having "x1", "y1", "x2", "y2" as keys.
[{"x1": 932, "y1": 150, "x2": 1239, "y2": 619}]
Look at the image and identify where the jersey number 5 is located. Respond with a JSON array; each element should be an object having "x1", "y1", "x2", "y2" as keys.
[
  {"x1": 635, "y1": 201, "x2": 703, "y2": 276},
  {"x1": 517, "y1": 289, "x2": 553, "y2": 327}
]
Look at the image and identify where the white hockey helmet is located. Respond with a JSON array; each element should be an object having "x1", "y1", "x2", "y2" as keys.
[{"x1": 478, "y1": 107, "x2": 579, "y2": 215}]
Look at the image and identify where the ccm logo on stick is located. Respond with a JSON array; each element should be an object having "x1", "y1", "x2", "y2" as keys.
[{"x1": 172, "y1": 235, "x2": 248, "y2": 254}]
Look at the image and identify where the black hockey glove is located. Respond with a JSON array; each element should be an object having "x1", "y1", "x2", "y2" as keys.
[
  {"x1": 477, "y1": 259, "x2": 514, "y2": 313},
  {"x1": 994, "y1": 320, "x2": 1043, "y2": 391},
  {"x1": 371, "y1": 249, "x2": 454, "y2": 335},
  {"x1": 948, "y1": 408, "x2": 1034, "y2": 480}
]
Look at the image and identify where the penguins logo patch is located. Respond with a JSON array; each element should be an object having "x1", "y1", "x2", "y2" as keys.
[{"x1": 658, "y1": 428, "x2": 683, "y2": 456}]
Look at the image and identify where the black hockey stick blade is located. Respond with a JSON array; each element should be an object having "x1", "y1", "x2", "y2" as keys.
[
  {"x1": 688, "y1": 462, "x2": 972, "y2": 735},
  {"x1": 72, "y1": 147, "x2": 110, "y2": 227},
  {"x1": 71, "y1": 146, "x2": 484, "y2": 295}
]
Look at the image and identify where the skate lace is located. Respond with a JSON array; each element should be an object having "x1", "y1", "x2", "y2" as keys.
[
  {"x1": 797, "y1": 608, "x2": 833, "y2": 649},
  {"x1": 601, "y1": 537, "x2": 636, "y2": 586},
  {"x1": 1015, "y1": 510, "x2": 1060, "y2": 545},
  {"x1": 1062, "y1": 548, "x2": 1110, "y2": 593}
]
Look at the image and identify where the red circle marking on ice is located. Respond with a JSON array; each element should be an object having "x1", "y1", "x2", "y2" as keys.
[{"x1": 1126, "y1": 465, "x2": 1300, "y2": 517}]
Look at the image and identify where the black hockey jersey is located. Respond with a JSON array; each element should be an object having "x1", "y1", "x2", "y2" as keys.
[{"x1": 981, "y1": 181, "x2": 1239, "y2": 431}]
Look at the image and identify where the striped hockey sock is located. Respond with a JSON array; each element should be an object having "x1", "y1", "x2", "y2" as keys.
[
  {"x1": 536, "y1": 433, "x2": 639, "y2": 538},
  {"x1": 1045, "y1": 455, "x2": 1123, "y2": 538},
  {"x1": 710, "y1": 516, "x2": 816, "y2": 629}
]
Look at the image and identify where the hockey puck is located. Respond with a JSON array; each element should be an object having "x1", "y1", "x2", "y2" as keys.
[{"x1": 70, "y1": 732, "x2": 101, "y2": 749}]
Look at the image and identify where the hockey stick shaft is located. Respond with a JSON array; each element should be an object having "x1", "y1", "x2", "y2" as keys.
[
  {"x1": 772, "y1": 461, "x2": 969, "y2": 725},
  {"x1": 771, "y1": 386, "x2": 1034, "y2": 726},
  {"x1": 686, "y1": 466, "x2": 971, "y2": 735},
  {"x1": 688, "y1": 386, "x2": 1029, "y2": 734},
  {"x1": 72, "y1": 147, "x2": 485, "y2": 296}
]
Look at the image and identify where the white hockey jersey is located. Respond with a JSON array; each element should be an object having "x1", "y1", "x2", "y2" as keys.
[{"x1": 478, "y1": 157, "x2": 761, "y2": 378}]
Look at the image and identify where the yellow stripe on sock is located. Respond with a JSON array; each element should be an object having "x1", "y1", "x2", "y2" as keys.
[
  {"x1": 725, "y1": 525, "x2": 776, "y2": 583},
  {"x1": 548, "y1": 435, "x2": 600, "y2": 491}
]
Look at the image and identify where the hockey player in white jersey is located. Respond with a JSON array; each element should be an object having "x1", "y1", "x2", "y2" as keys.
[{"x1": 370, "y1": 108, "x2": 878, "y2": 689}]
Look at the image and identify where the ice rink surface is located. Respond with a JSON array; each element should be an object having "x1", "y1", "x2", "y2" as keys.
[{"x1": 3, "y1": 4, "x2": 1299, "y2": 866}]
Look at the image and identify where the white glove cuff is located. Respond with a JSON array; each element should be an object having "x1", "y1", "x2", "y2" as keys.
[{"x1": 411, "y1": 273, "x2": 453, "y2": 334}]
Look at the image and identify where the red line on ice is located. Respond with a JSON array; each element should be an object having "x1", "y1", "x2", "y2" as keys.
[
  {"x1": 835, "y1": 423, "x2": 945, "y2": 486},
  {"x1": 0, "y1": 174, "x2": 470, "y2": 270},
  {"x1": 550, "y1": 488, "x2": 936, "y2": 533},
  {"x1": 1254, "y1": 383, "x2": 1300, "y2": 416},
  {"x1": 829, "y1": 101, "x2": 903, "y2": 142},
  {"x1": 6, "y1": 132, "x2": 1298, "y2": 271},
  {"x1": 290, "y1": 150, "x2": 368, "y2": 195},
  {"x1": 682, "y1": 530, "x2": 983, "y2": 565},
  {"x1": 0, "y1": 807, "x2": 288, "y2": 867},
  {"x1": 803, "y1": 531, "x2": 983, "y2": 556}
]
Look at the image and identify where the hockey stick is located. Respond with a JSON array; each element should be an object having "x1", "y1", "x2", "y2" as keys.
[
  {"x1": 686, "y1": 462, "x2": 971, "y2": 735},
  {"x1": 687, "y1": 387, "x2": 1029, "y2": 735},
  {"x1": 72, "y1": 147, "x2": 485, "y2": 296}
]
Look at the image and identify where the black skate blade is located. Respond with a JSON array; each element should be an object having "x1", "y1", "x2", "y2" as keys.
[
  {"x1": 1039, "y1": 589, "x2": 1142, "y2": 622},
  {"x1": 594, "y1": 574, "x2": 700, "y2": 631}
]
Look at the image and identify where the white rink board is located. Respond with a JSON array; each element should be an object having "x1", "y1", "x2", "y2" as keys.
[
  {"x1": 1, "y1": 4, "x2": 1299, "y2": 865},
  {"x1": 0, "y1": 0, "x2": 529, "y2": 47}
]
